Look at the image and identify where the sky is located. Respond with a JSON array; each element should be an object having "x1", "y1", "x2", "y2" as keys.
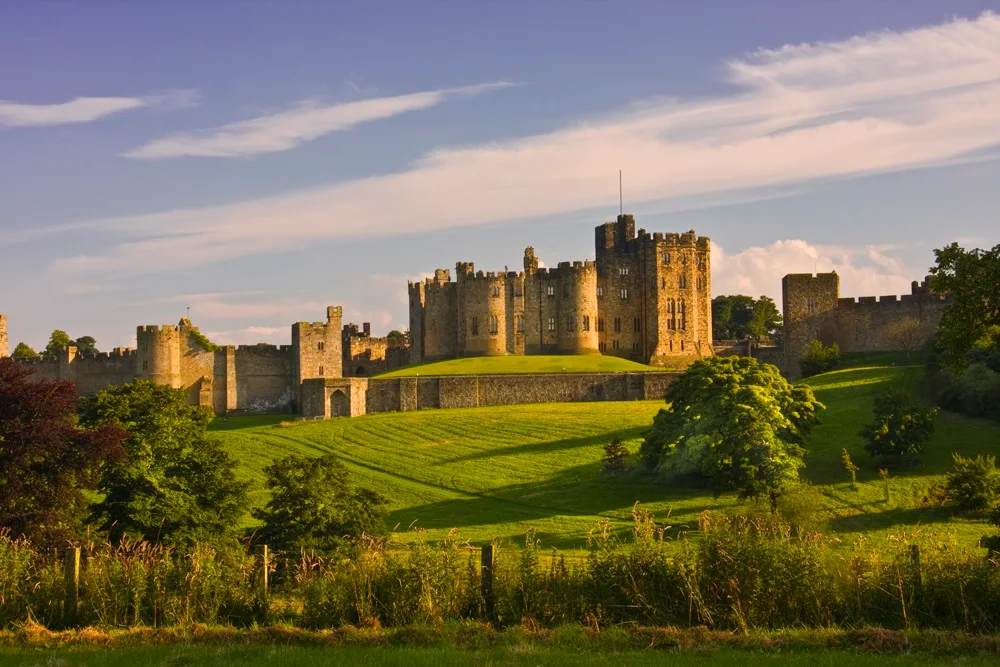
[{"x1": 2, "y1": 1, "x2": 1000, "y2": 350}]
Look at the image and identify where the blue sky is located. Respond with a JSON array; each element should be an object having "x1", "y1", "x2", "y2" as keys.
[{"x1": 2, "y1": 1, "x2": 1000, "y2": 350}]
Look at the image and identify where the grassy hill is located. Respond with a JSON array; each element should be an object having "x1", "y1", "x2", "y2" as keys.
[
  {"x1": 374, "y1": 354, "x2": 671, "y2": 377},
  {"x1": 211, "y1": 353, "x2": 1000, "y2": 550}
]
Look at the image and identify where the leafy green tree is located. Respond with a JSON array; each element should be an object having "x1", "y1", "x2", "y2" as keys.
[
  {"x1": 252, "y1": 454, "x2": 388, "y2": 553},
  {"x1": 0, "y1": 359, "x2": 125, "y2": 545},
  {"x1": 11, "y1": 342, "x2": 40, "y2": 362},
  {"x1": 72, "y1": 336, "x2": 99, "y2": 355},
  {"x1": 945, "y1": 453, "x2": 999, "y2": 512},
  {"x1": 712, "y1": 295, "x2": 755, "y2": 340},
  {"x1": 43, "y1": 330, "x2": 72, "y2": 359},
  {"x1": 929, "y1": 242, "x2": 1000, "y2": 370},
  {"x1": 79, "y1": 381, "x2": 249, "y2": 545},
  {"x1": 601, "y1": 437, "x2": 630, "y2": 474},
  {"x1": 748, "y1": 296, "x2": 783, "y2": 343},
  {"x1": 387, "y1": 329, "x2": 407, "y2": 344},
  {"x1": 860, "y1": 389, "x2": 938, "y2": 466},
  {"x1": 639, "y1": 356, "x2": 824, "y2": 510},
  {"x1": 799, "y1": 339, "x2": 841, "y2": 378}
]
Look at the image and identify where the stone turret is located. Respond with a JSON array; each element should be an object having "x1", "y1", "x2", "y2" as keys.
[{"x1": 0, "y1": 313, "x2": 7, "y2": 358}]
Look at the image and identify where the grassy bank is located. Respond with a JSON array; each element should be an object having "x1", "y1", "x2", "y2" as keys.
[{"x1": 211, "y1": 355, "x2": 1000, "y2": 549}]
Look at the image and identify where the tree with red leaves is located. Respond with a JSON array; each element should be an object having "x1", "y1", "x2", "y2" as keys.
[{"x1": 0, "y1": 358, "x2": 126, "y2": 546}]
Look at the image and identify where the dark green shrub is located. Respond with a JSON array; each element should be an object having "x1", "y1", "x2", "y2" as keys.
[
  {"x1": 860, "y1": 389, "x2": 938, "y2": 466},
  {"x1": 600, "y1": 438, "x2": 630, "y2": 473},
  {"x1": 945, "y1": 453, "x2": 999, "y2": 512},
  {"x1": 799, "y1": 339, "x2": 841, "y2": 378}
]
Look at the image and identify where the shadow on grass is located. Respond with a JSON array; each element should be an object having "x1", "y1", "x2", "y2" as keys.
[
  {"x1": 826, "y1": 505, "x2": 958, "y2": 533},
  {"x1": 208, "y1": 414, "x2": 297, "y2": 431},
  {"x1": 440, "y1": 425, "x2": 650, "y2": 464}
]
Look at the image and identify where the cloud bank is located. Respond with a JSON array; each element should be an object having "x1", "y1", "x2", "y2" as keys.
[
  {"x1": 123, "y1": 82, "x2": 513, "y2": 159},
  {"x1": 48, "y1": 12, "x2": 1000, "y2": 277},
  {"x1": 0, "y1": 90, "x2": 197, "y2": 128}
]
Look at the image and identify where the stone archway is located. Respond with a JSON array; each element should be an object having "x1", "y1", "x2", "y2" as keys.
[{"x1": 330, "y1": 389, "x2": 350, "y2": 417}]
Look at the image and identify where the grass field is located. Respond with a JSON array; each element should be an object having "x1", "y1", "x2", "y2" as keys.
[
  {"x1": 2, "y1": 645, "x2": 993, "y2": 666},
  {"x1": 212, "y1": 352, "x2": 1000, "y2": 550},
  {"x1": 374, "y1": 354, "x2": 670, "y2": 377}
]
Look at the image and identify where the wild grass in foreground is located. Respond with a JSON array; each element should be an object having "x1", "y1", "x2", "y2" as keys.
[{"x1": 5, "y1": 624, "x2": 1000, "y2": 665}]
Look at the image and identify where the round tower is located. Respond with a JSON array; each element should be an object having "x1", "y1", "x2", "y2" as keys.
[
  {"x1": 460, "y1": 272, "x2": 508, "y2": 356},
  {"x1": 557, "y1": 261, "x2": 599, "y2": 354},
  {"x1": 136, "y1": 325, "x2": 182, "y2": 388}
]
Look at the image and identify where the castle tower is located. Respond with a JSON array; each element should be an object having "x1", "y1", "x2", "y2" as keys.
[
  {"x1": 781, "y1": 272, "x2": 840, "y2": 376},
  {"x1": 0, "y1": 314, "x2": 7, "y2": 358},
  {"x1": 556, "y1": 261, "x2": 599, "y2": 354},
  {"x1": 136, "y1": 324, "x2": 183, "y2": 388},
  {"x1": 291, "y1": 306, "x2": 344, "y2": 403},
  {"x1": 457, "y1": 266, "x2": 508, "y2": 356}
]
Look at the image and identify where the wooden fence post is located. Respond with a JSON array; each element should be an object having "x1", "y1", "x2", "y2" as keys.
[
  {"x1": 63, "y1": 547, "x2": 80, "y2": 626},
  {"x1": 481, "y1": 544, "x2": 495, "y2": 622}
]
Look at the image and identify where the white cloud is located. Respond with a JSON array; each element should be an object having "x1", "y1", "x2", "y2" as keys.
[
  {"x1": 123, "y1": 82, "x2": 514, "y2": 159},
  {"x1": 0, "y1": 90, "x2": 197, "y2": 128},
  {"x1": 711, "y1": 239, "x2": 921, "y2": 309},
  {"x1": 48, "y1": 12, "x2": 1000, "y2": 277}
]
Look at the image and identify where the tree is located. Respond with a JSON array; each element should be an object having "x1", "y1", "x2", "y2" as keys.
[
  {"x1": 711, "y1": 295, "x2": 755, "y2": 340},
  {"x1": 73, "y1": 336, "x2": 99, "y2": 355},
  {"x1": 387, "y1": 329, "x2": 407, "y2": 345},
  {"x1": 252, "y1": 455, "x2": 388, "y2": 553},
  {"x1": 860, "y1": 389, "x2": 938, "y2": 466},
  {"x1": 945, "y1": 453, "x2": 999, "y2": 512},
  {"x1": 11, "y1": 342, "x2": 40, "y2": 362},
  {"x1": 841, "y1": 448, "x2": 860, "y2": 490},
  {"x1": 799, "y1": 339, "x2": 841, "y2": 378},
  {"x1": 886, "y1": 316, "x2": 925, "y2": 358},
  {"x1": 601, "y1": 437, "x2": 630, "y2": 474},
  {"x1": 929, "y1": 242, "x2": 1000, "y2": 370},
  {"x1": 80, "y1": 380, "x2": 249, "y2": 545},
  {"x1": 43, "y1": 330, "x2": 72, "y2": 359},
  {"x1": 639, "y1": 356, "x2": 824, "y2": 510},
  {"x1": 748, "y1": 296, "x2": 783, "y2": 343},
  {"x1": 0, "y1": 359, "x2": 125, "y2": 545}
]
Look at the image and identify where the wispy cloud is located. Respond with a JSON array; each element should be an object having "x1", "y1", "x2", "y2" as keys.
[
  {"x1": 47, "y1": 12, "x2": 1000, "y2": 277},
  {"x1": 0, "y1": 89, "x2": 198, "y2": 128},
  {"x1": 122, "y1": 82, "x2": 514, "y2": 159}
]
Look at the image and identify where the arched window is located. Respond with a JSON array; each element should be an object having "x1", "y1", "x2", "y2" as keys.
[
  {"x1": 679, "y1": 275, "x2": 687, "y2": 289},
  {"x1": 663, "y1": 252, "x2": 671, "y2": 264},
  {"x1": 489, "y1": 315, "x2": 498, "y2": 334}
]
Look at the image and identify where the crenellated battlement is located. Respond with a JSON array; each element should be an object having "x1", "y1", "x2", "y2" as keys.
[
  {"x1": 836, "y1": 292, "x2": 951, "y2": 308},
  {"x1": 137, "y1": 324, "x2": 180, "y2": 333}
]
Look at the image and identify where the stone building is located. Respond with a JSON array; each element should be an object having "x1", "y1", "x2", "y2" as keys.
[
  {"x1": 342, "y1": 322, "x2": 409, "y2": 377},
  {"x1": 408, "y1": 214, "x2": 714, "y2": 366},
  {"x1": 5, "y1": 307, "x2": 343, "y2": 415},
  {"x1": 781, "y1": 272, "x2": 951, "y2": 377},
  {"x1": 0, "y1": 313, "x2": 7, "y2": 359}
]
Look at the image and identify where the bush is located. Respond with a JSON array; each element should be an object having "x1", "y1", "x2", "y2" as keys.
[
  {"x1": 799, "y1": 339, "x2": 841, "y2": 378},
  {"x1": 860, "y1": 389, "x2": 938, "y2": 466},
  {"x1": 945, "y1": 453, "x2": 999, "y2": 512},
  {"x1": 600, "y1": 438, "x2": 630, "y2": 474}
]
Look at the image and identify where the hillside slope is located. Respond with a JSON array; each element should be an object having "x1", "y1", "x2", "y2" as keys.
[{"x1": 212, "y1": 357, "x2": 1000, "y2": 549}]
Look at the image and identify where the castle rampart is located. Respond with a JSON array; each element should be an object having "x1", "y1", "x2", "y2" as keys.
[{"x1": 0, "y1": 313, "x2": 7, "y2": 358}]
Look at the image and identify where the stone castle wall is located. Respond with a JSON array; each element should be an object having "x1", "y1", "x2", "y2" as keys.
[
  {"x1": 782, "y1": 272, "x2": 949, "y2": 378},
  {"x1": 301, "y1": 371, "x2": 678, "y2": 418},
  {"x1": 342, "y1": 322, "x2": 409, "y2": 377},
  {"x1": 0, "y1": 313, "x2": 7, "y2": 358}
]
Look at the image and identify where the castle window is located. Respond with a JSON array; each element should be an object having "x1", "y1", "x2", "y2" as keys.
[
  {"x1": 516, "y1": 315, "x2": 524, "y2": 333},
  {"x1": 471, "y1": 317, "x2": 479, "y2": 335},
  {"x1": 598, "y1": 317, "x2": 605, "y2": 332},
  {"x1": 317, "y1": 341, "x2": 325, "y2": 351},
  {"x1": 614, "y1": 317, "x2": 621, "y2": 333},
  {"x1": 618, "y1": 267, "x2": 630, "y2": 276},
  {"x1": 547, "y1": 317, "x2": 556, "y2": 332},
  {"x1": 566, "y1": 316, "x2": 575, "y2": 332},
  {"x1": 613, "y1": 339, "x2": 619, "y2": 350},
  {"x1": 489, "y1": 315, "x2": 498, "y2": 334},
  {"x1": 679, "y1": 275, "x2": 687, "y2": 289},
  {"x1": 599, "y1": 341, "x2": 606, "y2": 352},
  {"x1": 597, "y1": 286, "x2": 604, "y2": 297},
  {"x1": 669, "y1": 340, "x2": 673, "y2": 352},
  {"x1": 547, "y1": 285, "x2": 555, "y2": 297},
  {"x1": 142, "y1": 360, "x2": 148, "y2": 370},
  {"x1": 681, "y1": 340, "x2": 685, "y2": 352},
  {"x1": 318, "y1": 365, "x2": 325, "y2": 376},
  {"x1": 661, "y1": 278, "x2": 666, "y2": 288},
  {"x1": 582, "y1": 315, "x2": 590, "y2": 331},
  {"x1": 634, "y1": 317, "x2": 641, "y2": 332},
  {"x1": 514, "y1": 285, "x2": 522, "y2": 297},
  {"x1": 681, "y1": 253, "x2": 688, "y2": 265},
  {"x1": 620, "y1": 288, "x2": 628, "y2": 301},
  {"x1": 807, "y1": 298, "x2": 814, "y2": 315},
  {"x1": 492, "y1": 286, "x2": 500, "y2": 297},
  {"x1": 680, "y1": 300, "x2": 687, "y2": 330},
  {"x1": 663, "y1": 252, "x2": 670, "y2": 264},
  {"x1": 633, "y1": 341, "x2": 640, "y2": 352}
]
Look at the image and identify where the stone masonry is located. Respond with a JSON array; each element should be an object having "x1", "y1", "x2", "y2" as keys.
[
  {"x1": 408, "y1": 213, "x2": 714, "y2": 366},
  {"x1": 0, "y1": 313, "x2": 7, "y2": 359}
]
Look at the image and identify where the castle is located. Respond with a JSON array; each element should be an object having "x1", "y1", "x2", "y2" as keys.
[
  {"x1": 0, "y1": 213, "x2": 955, "y2": 417},
  {"x1": 408, "y1": 214, "x2": 714, "y2": 365}
]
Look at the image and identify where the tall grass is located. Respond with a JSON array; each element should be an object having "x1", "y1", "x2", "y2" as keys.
[{"x1": 2, "y1": 513, "x2": 999, "y2": 632}]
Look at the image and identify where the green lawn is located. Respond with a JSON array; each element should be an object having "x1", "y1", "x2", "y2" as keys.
[
  {"x1": 1, "y1": 646, "x2": 993, "y2": 666},
  {"x1": 211, "y1": 355, "x2": 1000, "y2": 550},
  {"x1": 374, "y1": 354, "x2": 671, "y2": 377}
]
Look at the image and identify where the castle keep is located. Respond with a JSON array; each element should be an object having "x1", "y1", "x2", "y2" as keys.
[{"x1": 408, "y1": 214, "x2": 714, "y2": 366}]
